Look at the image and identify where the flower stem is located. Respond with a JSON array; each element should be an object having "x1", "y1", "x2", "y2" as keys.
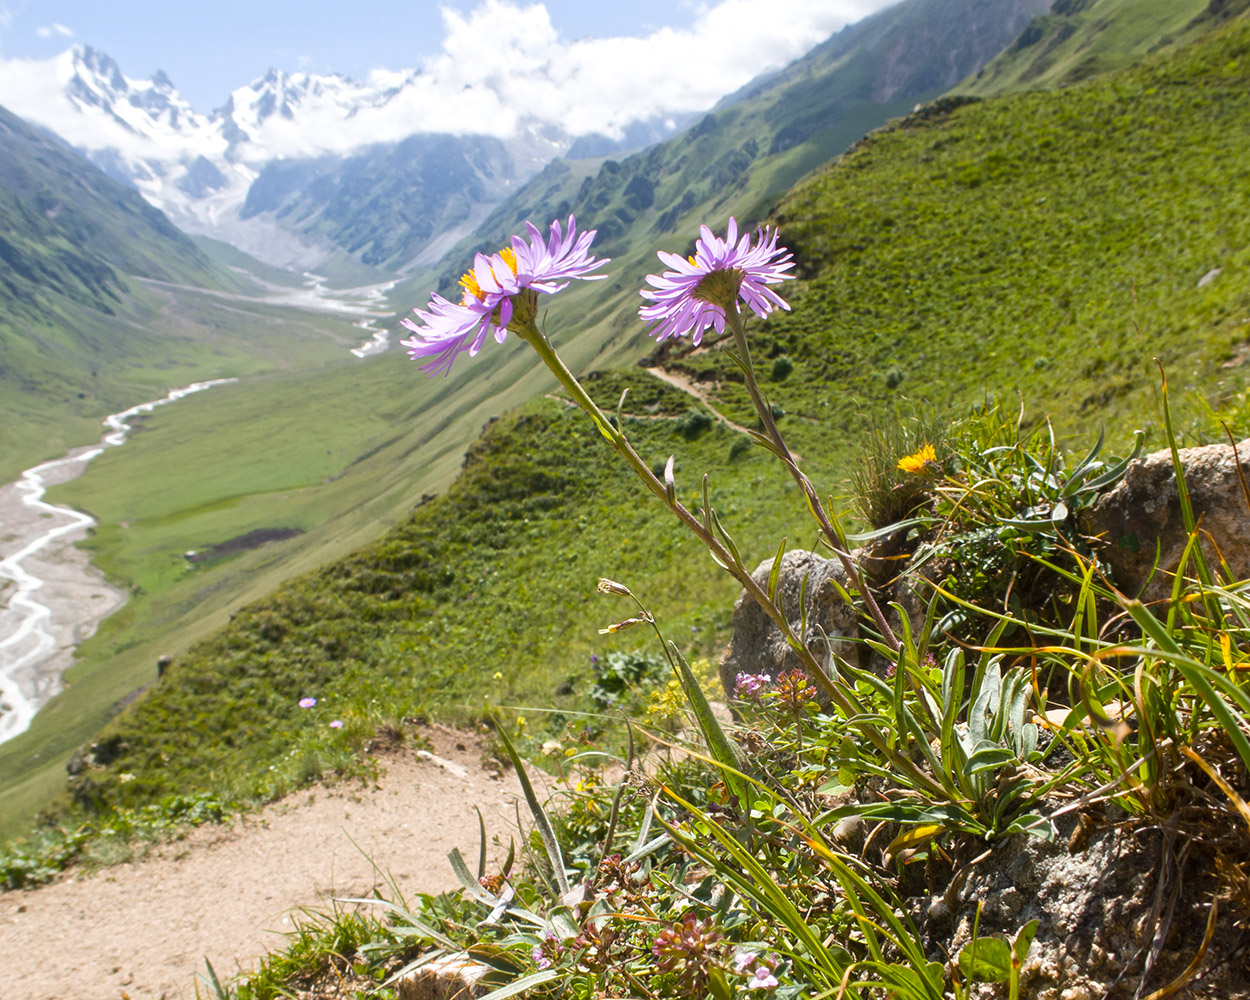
[
  {"x1": 723, "y1": 304, "x2": 900, "y2": 654},
  {"x1": 512, "y1": 320, "x2": 942, "y2": 797}
]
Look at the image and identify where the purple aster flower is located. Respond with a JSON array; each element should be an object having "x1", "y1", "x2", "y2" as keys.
[
  {"x1": 639, "y1": 218, "x2": 794, "y2": 345},
  {"x1": 298, "y1": 697, "x2": 316, "y2": 709},
  {"x1": 401, "y1": 216, "x2": 608, "y2": 376},
  {"x1": 329, "y1": 719, "x2": 343, "y2": 729}
]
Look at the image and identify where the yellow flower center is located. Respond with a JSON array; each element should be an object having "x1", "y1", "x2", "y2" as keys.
[{"x1": 458, "y1": 247, "x2": 519, "y2": 305}]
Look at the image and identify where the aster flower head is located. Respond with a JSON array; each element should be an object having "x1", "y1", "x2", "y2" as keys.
[
  {"x1": 298, "y1": 697, "x2": 316, "y2": 709},
  {"x1": 402, "y1": 216, "x2": 608, "y2": 376},
  {"x1": 639, "y1": 217, "x2": 794, "y2": 345}
]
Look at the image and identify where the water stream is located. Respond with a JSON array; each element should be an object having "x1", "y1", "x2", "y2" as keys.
[{"x1": 0, "y1": 379, "x2": 236, "y2": 744}]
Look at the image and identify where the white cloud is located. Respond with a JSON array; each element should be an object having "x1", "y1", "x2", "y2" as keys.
[
  {"x1": 244, "y1": 0, "x2": 892, "y2": 157},
  {"x1": 0, "y1": 0, "x2": 895, "y2": 165},
  {"x1": 35, "y1": 23, "x2": 73, "y2": 38}
]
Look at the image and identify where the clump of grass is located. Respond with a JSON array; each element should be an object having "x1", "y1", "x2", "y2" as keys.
[
  {"x1": 846, "y1": 400, "x2": 952, "y2": 529},
  {"x1": 199, "y1": 906, "x2": 402, "y2": 1000},
  {"x1": 0, "y1": 791, "x2": 232, "y2": 889}
]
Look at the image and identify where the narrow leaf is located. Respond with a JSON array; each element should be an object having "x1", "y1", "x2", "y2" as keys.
[
  {"x1": 767, "y1": 537, "x2": 787, "y2": 603},
  {"x1": 494, "y1": 721, "x2": 569, "y2": 896},
  {"x1": 478, "y1": 969, "x2": 560, "y2": 1000}
]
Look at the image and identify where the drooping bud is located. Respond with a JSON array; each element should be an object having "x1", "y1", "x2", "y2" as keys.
[
  {"x1": 598, "y1": 616, "x2": 648, "y2": 635},
  {"x1": 597, "y1": 578, "x2": 633, "y2": 597}
]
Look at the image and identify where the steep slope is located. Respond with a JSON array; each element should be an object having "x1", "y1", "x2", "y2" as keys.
[
  {"x1": 0, "y1": 103, "x2": 218, "y2": 313},
  {"x1": 406, "y1": 0, "x2": 1050, "y2": 307},
  {"x1": 0, "y1": 103, "x2": 366, "y2": 482},
  {"x1": 657, "y1": 9, "x2": 1250, "y2": 444},
  {"x1": 960, "y1": 0, "x2": 1250, "y2": 95},
  {"x1": 30, "y1": 10, "x2": 1250, "y2": 829}
]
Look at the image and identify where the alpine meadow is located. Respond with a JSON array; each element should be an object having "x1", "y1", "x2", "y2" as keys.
[{"x1": 2, "y1": 1, "x2": 1250, "y2": 998}]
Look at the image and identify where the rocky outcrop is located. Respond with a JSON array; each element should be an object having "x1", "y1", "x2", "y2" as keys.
[
  {"x1": 1085, "y1": 439, "x2": 1250, "y2": 602},
  {"x1": 719, "y1": 550, "x2": 862, "y2": 696},
  {"x1": 399, "y1": 954, "x2": 494, "y2": 1000},
  {"x1": 723, "y1": 440, "x2": 1250, "y2": 698}
]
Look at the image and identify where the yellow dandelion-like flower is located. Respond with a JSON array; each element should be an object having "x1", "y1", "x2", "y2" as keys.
[{"x1": 897, "y1": 443, "x2": 937, "y2": 474}]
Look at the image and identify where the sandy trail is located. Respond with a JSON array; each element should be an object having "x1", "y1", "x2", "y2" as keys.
[
  {"x1": 643, "y1": 367, "x2": 756, "y2": 437},
  {"x1": 0, "y1": 728, "x2": 525, "y2": 1000}
]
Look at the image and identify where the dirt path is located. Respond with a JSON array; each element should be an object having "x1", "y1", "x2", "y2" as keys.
[
  {"x1": 643, "y1": 368, "x2": 757, "y2": 437},
  {"x1": 0, "y1": 728, "x2": 524, "y2": 1000}
]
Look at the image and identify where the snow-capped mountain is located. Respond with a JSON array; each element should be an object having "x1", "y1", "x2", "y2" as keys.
[
  {"x1": 0, "y1": 44, "x2": 589, "y2": 269},
  {"x1": 11, "y1": 46, "x2": 254, "y2": 235}
]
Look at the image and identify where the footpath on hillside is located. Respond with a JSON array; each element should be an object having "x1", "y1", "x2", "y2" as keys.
[{"x1": 0, "y1": 727, "x2": 522, "y2": 1000}]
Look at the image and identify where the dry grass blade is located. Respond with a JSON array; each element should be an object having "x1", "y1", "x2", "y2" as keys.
[
  {"x1": 1141, "y1": 898, "x2": 1218, "y2": 1000},
  {"x1": 1178, "y1": 744, "x2": 1250, "y2": 834},
  {"x1": 1221, "y1": 422, "x2": 1250, "y2": 515}
]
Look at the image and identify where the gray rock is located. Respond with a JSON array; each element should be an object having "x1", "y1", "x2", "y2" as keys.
[
  {"x1": 719, "y1": 549, "x2": 863, "y2": 697},
  {"x1": 927, "y1": 822, "x2": 1248, "y2": 999},
  {"x1": 719, "y1": 547, "x2": 935, "y2": 698},
  {"x1": 1084, "y1": 438, "x2": 1250, "y2": 602}
]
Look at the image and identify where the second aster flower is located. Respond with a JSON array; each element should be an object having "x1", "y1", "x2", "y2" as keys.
[
  {"x1": 639, "y1": 217, "x2": 794, "y2": 345},
  {"x1": 402, "y1": 216, "x2": 608, "y2": 376}
]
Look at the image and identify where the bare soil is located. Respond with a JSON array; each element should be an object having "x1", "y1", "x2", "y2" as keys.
[{"x1": 0, "y1": 727, "x2": 522, "y2": 1000}]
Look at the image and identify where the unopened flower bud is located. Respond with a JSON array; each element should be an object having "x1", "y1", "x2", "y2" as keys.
[
  {"x1": 597, "y1": 578, "x2": 633, "y2": 597},
  {"x1": 598, "y1": 616, "x2": 648, "y2": 634}
]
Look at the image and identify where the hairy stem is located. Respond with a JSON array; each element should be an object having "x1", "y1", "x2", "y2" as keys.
[
  {"x1": 514, "y1": 320, "x2": 941, "y2": 796},
  {"x1": 723, "y1": 304, "x2": 900, "y2": 653}
]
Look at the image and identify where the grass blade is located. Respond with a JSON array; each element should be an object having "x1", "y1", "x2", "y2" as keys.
[{"x1": 493, "y1": 721, "x2": 569, "y2": 896}]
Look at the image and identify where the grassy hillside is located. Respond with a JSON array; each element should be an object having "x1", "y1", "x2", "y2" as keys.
[
  {"x1": 0, "y1": 105, "x2": 366, "y2": 482},
  {"x1": 656, "y1": 9, "x2": 1250, "y2": 449},
  {"x1": 8, "y1": 8, "x2": 1250, "y2": 837},
  {"x1": 961, "y1": 0, "x2": 1250, "y2": 95},
  {"x1": 40, "y1": 374, "x2": 814, "y2": 814}
]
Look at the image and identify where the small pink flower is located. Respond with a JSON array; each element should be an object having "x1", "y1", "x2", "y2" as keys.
[
  {"x1": 733, "y1": 949, "x2": 780, "y2": 991},
  {"x1": 733, "y1": 950, "x2": 759, "y2": 975},
  {"x1": 298, "y1": 697, "x2": 316, "y2": 709},
  {"x1": 329, "y1": 719, "x2": 343, "y2": 729},
  {"x1": 734, "y1": 672, "x2": 771, "y2": 700}
]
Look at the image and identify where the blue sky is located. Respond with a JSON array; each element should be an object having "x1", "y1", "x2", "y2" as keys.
[{"x1": 0, "y1": 1, "x2": 741, "y2": 112}]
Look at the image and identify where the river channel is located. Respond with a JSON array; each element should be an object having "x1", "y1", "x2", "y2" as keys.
[{"x1": 0, "y1": 380, "x2": 235, "y2": 745}]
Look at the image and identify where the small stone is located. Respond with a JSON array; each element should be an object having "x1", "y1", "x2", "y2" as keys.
[
  {"x1": 399, "y1": 955, "x2": 493, "y2": 1000},
  {"x1": 1197, "y1": 267, "x2": 1222, "y2": 287},
  {"x1": 994, "y1": 886, "x2": 1025, "y2": 918}
]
